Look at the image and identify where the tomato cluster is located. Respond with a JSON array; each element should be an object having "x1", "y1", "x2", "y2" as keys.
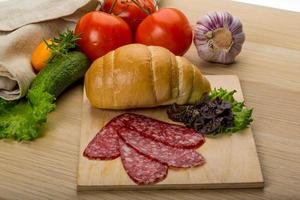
[{"x1": 75, "y1": 0, "x2": 193, "y2": 61}]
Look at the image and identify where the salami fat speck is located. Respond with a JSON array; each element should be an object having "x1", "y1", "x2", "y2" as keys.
[
  {"x1": 117, "y1": 126, "x2": 205, "y2": 168},
  {"x1": 119, "y1": 113, "x2": 205, "y2": 149},
  {"x1": 119, "y1": 139, "x2": 168, "y2": 185}
]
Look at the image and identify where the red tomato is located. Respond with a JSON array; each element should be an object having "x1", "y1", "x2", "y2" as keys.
[
  {"x1": 135, "y1": 8, "x2": 193, "y2": 56},
  {"x1": 75, "y1": 11, "x2": 132, "y2": 61},
  {"x1": 102, "y1": 0, "x2": 156, "y2": 33}
]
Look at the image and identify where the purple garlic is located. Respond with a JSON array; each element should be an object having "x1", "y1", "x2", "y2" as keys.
[{"x1": 194, "y1": 11, "x2": 245, "y2": 64}]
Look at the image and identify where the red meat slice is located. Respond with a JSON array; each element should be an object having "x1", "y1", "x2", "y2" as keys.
[
  {"x1": 83, "y1": 120, "x2": 124, "y2": 160},
  {"x1": 119, "y1": 113, "x2": 205, "y2": 149},
  {"x1": 119, "y1": 139, "x2": 168, "y2": 185},
  {"x1": 117, "y1": 126, "x2": 205, "y2": 168}
]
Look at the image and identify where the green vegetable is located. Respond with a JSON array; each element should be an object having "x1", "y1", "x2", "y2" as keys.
[
  {"x1": 0, "y1": 92, "x2": 54, "y2": 140},
  {"x1": 30, "y1": 51, "x2": 89, "y2": 98},
  {"x1": 0, "y1": 32, "x2": 90, "y2": 141},
  {"x1": 209, "y1": 88, "x2": 253, "y2": 134}
]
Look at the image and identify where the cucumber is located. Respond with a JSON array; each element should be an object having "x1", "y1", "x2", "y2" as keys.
[{"x1": 30, "y1": 51, "x2": 90, "y2": 97}]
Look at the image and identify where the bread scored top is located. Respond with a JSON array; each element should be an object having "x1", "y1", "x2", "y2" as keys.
[{"x1": 85, "y1": 44, "x2": 211, "y2": 109}]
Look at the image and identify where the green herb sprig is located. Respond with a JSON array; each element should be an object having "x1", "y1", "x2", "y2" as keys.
[{"x1": 44, "y1": 30, "x2": 80, "y2": 60}]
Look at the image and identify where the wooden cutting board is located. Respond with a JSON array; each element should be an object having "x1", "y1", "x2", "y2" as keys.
[{"x1": 77, "y1": 75, "x2": 263, "y2": 191}]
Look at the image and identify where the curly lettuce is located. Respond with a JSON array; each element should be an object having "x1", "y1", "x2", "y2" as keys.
[
  {"x1": 0, "y1": 89, "x2": 55, "y2": 141},
  {"x1": 209, "y1": 88, "x2": 253, "y2": 134}
]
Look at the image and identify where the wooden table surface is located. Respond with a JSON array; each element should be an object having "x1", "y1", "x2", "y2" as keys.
[{"x1": 0, "y1": 0, "x2": 300, "y2": 199}]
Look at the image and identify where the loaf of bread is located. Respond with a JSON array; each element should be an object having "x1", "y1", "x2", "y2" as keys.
[{"x1": 85, "y1": 44, "x2": 210, "y2": 109}]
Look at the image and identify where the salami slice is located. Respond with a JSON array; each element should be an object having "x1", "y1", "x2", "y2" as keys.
[
  {"x1": 119, "y1": 113, "x2": 205, "y2": 149},
  {"x1": 83, "y1": 120, "x2": 124, "y2": 160},
  {"x1": 117, "y1": 126, "x2": 205, "y2": 168},
  {"x1": 119, "y1": 139, "x2": 168, "y2": 185}
]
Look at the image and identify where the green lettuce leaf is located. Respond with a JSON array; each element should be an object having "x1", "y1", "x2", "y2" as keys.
[
  {"x1": 209, "y1": 88, "x2": 253, "y2": 134},
  {"x1": 0, "y1": 89, "x2": 55, "y2": 141}
]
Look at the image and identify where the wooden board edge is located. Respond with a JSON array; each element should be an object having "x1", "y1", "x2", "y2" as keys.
[
  {"x1": 76, "y1": 87, "x2": 88, "y2": 187},
  {"x1": 205, "y1": 75, "x2": 239, "y2": 80},
  {"x1": 77, "y1": 181, "x2": 264, "y2": 191}
]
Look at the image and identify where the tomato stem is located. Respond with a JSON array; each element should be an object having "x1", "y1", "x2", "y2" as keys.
[
  {"x1": 131, "y1": 0, "x2": 150, "y2": 15},
  {"x1": 109, "y1": 0, "x2": 118, "y2": 14}
]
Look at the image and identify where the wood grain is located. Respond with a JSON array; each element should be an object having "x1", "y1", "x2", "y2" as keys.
[
  {"x1": 0, "y1": 0, "x2": 300, "y2": 199},
  {"x1": 77, "y1": 75, "x2": 263, "y2": 190}
]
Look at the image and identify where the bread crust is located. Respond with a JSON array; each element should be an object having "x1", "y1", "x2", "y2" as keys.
[{"x1": 85, "y1": 44, "x2": 210, "y2": 109}]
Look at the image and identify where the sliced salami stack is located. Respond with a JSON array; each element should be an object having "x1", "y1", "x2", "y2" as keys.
[{"x1": 84, "y1": 113, "x2": 205, "y2": 185}]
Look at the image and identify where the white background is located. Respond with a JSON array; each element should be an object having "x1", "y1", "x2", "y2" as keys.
[{"x1": 233, "y1": 0, "x2": 300, "y2": 12}]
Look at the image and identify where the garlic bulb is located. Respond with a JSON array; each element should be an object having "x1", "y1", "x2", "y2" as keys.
[{"x1": 194, "y1": 11, "x2": 245, "y2": 64}]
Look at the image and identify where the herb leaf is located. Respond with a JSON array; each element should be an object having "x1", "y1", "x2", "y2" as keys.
[
  {"x1": 209, "y1": 88, "x2": 253, "y2": 134},
  {"x1": 44, "y1": 30, "x2": 80, "y2": 61}
]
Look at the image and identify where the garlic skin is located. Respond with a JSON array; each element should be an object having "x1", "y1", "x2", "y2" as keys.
[{"x1": 194, "y1": 11, "x2": 245, "y2": 64}]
